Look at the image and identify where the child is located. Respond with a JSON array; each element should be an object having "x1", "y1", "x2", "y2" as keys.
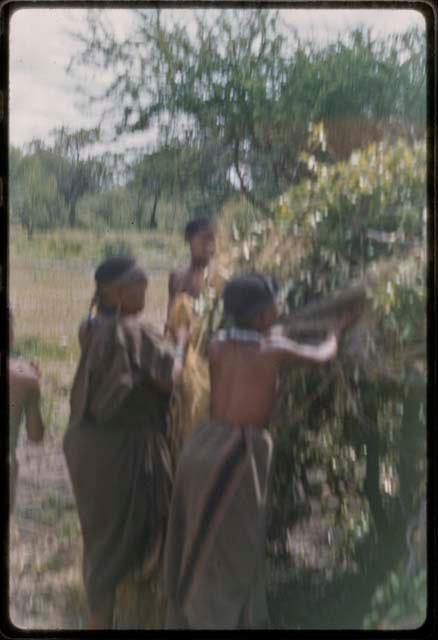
[
  {"x1": 166, "y1": 217, "x2": 216, "y2": 332},
  {"x1": 165, "y1": 218, "x2": 217, "y2": 454},
  {"x1": 8, "y1": 310, "x2": 45, "y2": 511},
  {"x1": 63, "y1": 256, "x2": 187, "y2": 629},
  {"x1": 163, "y1": 272, "x2": 349, "y2": 629}
]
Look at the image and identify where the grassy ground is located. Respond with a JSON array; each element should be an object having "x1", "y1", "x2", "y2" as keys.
[{"x1": 8, "y1": 226, "x2": 186, "y2": 630}]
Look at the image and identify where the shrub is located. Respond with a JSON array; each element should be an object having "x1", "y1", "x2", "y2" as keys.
[
  {"x1": 203, "y1": 132, "x2": 427, "y2": 628},
  {"x1": 100, "y1": 238, "x2": 134, "y2": 260}
]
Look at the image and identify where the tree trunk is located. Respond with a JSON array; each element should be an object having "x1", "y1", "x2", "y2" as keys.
[
  {"x1": 69, "y1": 202, "x2": 77, "y2": 228},
  {"x1": 233, "y1": 140, "x2": 273, "y2": 217},
  {"x1": 363, "y1": 427, "x2": 388, "y2": 531},
  {"x1": 149, "y1": 190, "x2": 160, "y2": 229},
  {"x1": 135, "y1": 205, "x2": 143, "y2": 230}
]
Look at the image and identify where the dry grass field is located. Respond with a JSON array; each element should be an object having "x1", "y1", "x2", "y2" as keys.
[{"x1": 8, "y1": 226, "x2": 186, "y2": 630}]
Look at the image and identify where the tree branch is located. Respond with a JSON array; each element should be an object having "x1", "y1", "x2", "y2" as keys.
[{"x1": 233, "y1": 140, "x2": 273, "y2": 217}]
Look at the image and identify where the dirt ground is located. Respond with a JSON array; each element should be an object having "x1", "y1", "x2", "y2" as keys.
[
  {"x1": 9, "y1": 433, "x2": 86, "y2": 631},
  {"x1": 8, "y1": 429, "x2": 339, "y2": 631}
]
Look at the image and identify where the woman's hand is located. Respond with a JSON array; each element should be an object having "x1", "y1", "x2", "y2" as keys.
[
  {"x1": 321, "y1": 331, "x2": 338, "y2": 360},
  {"x1": 269, "y1": 324, "x2": 285, "y2": 338}
]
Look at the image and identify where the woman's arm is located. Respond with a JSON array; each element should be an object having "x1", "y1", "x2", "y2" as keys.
[
  {"x1": 269, "y1": 307, "x2": 356, "y2": 365},
  {"x1": 265, "y1": 331, "x2": 338, "y2": 365}
]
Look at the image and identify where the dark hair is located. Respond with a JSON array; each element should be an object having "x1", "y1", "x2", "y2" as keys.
[
  {"x1": 94, "y1": 255, "x2": 136, "y2": 286},
  {"x1": 88, "y1": 256, "x2": 141, "y2": 324},
  {"x1": 223, "y1": 272, "x2": 278, "y2": 327},
  {"x1": 184, "y1": 217, "x2": 214, "y2": 242}
]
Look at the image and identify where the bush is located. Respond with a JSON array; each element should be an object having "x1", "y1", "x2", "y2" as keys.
[
  {"x1": 11, "y1": 156, "x2": 68, "y2": 236},
  {"x1": 101, "y1": 238, "x2": 134, "y2": 260},
  {"x1": 13, "y1": 335, "x2": 70, "y2": 362},
  {"x1": 204, "y1": 132, "x2": 427, "y2": 628},
  {"x1": 363, "y1": 568, "x2": 427, "y2": 629},
  {"x1": 77, "y1": 187, "x2": 138, "y2": 230},
  {"x1": 46, "y1": 236, "x2": 84, "y2": 258}
]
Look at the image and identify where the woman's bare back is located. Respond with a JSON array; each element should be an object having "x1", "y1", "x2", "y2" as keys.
[
  {"x1": 209, "y1": 338, "x2": 279, "y2": 429},
  {"x1": 208, "y1": 325, "x2": 340, "y2": 430}
]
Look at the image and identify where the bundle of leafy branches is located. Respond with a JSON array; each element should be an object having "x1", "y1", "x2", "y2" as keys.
[{"x1": 201, "y1": 132, "x2": 427, "y2": 629}]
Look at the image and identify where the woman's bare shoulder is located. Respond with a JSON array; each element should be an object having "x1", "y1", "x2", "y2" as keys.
[{"x1": 170, "y1": 266, "x2": 189, "y2": 290}]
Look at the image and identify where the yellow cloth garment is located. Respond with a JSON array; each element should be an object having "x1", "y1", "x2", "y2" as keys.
[{"x1": 166, "y1": 294, "x2": 211, "y2": 462}]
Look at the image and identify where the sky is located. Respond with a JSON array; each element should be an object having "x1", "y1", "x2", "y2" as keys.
[{"x1": 9, "y1": 6, "x2": 426, "y2": 151}]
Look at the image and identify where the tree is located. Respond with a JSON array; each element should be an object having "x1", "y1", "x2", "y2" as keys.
[
  {"x1": 130, "y1": 146, "x2": 177, "y2": 230},
  {"x1": 29, "y1": 127, "x2": 110, "y2": 227},
  {"x1": 69, "y1": 10, "x2": 426, "y2": 215},
  {"x1": 8, "y1": 146, "x2": 23, "y2": 223},
  {"x1": 130, "y1": 138, "x2": 233, "y2": 230},
  {"x1": 78, "y1": 186, "x2": 138, "y2": 230},
  {"x1": 10, "y1": 153, "x2": 67, "y2": 236}
]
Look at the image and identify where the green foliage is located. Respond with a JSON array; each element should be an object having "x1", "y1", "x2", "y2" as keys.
[
  {"x1": 205, "y1": 133, "x2": 426, "y2": 627},
  {"x1": 274, "y1": 134, "x2": 427, "y2": 394},
  {"x1": 10, "y1": 16, "x2": 426, "y2": 237},
  {"x1": 9, "y1": 225, "x2": 187, "y2": 273},
  {"x1": 31, "y1": 128, "x2": 110, "y2": 228},
  {"x1": 129, "y1": 139, "x2": 234, "y2": 229},
  {"x1": 8, "y1": 146, "x2": 23, "y2": 221},
  {"x1": 9, "y1": 129, "x2": 112, "y2": 233},
  {"x1": 13, "y1": 336, "x2": 70, "y2": 362},
  {"x1": 363, "y1": 568, "x2": 426, "y2": 629},
  {"x1": 10, "y1": 152, "x2": 68, "y2": 235},
  {"x1": 70, "y1": 10, "x2": 425, "y2": 212},
  {"x1": 78, "y1": 186, "x2": 137, "y2": 229},
  {"x1": 276, "y1": 135, "x2": 426, "y2": 285},
  {"x1": 46, "y1": 236, "x2": 84, "y2": 258},
  {"x1": 101, "y1": 238, "x2": 135, "y2": 260}
]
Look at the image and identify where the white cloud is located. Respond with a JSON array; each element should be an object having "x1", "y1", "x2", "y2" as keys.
[
  {"x1": 9, "y1": 7, "x2": 425, "y2": 149},
  {"x1": 9, "y1": 9, "x2": 89, "y2": 145},
  {"x1": 282, "y1": 8, "x2": 424, "y2": 34}
]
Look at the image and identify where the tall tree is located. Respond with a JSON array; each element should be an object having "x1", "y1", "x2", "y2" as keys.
[
  {"x1": 30, "y1": 127, "x2": 110, "y2": 227},
  {"x1": 70, "y1": 10, "x2": 426, "y2": 214},
  {"x1": 131, "y1": 146, "x2": 177, "y2": 229},
  {"x1": 10, "y1": 152, "x2": 66, "y2": 236},
  {"x1": 130, "y1": 137, "x2": 233, "y2": 229}
]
